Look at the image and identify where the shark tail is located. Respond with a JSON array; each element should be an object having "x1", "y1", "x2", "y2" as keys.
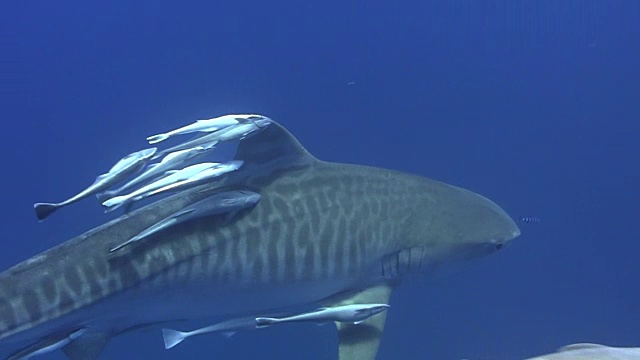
[
  {"x1": 162, "y1": 329, "x2": 188, "y2": 349},
  {"x1": 147, "y1": 133, "x2": 169, "y2": 145},
  {"x1": 255, "y1": 317, "x2": 280, "y2": 328},
  {"x1": 33, "y1": 203, "x2": 59, "y2": 220}
]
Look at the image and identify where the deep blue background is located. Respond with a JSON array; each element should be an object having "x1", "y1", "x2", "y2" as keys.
[{"x1": 1, "y1": 1, "x2": 639, "y2": 359}]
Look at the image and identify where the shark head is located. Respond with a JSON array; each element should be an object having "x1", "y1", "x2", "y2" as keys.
[{"x1": 402, "y1": 181, "x2": 521, "y2": 272}]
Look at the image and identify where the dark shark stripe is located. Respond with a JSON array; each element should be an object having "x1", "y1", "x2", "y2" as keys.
[
  {"x1": 380, "y1": 246, "x2": 428, "y2": 280},
  {"x1": 0, "y1": 297, "x2": 16, "y2": 335}
]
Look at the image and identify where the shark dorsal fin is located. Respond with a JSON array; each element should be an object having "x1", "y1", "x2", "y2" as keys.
[
  {"x1": 234, "y1": 121, "x2": 316, "y2": 168},
  {"x1": 557, "y1": 343, "x2": 609, "y2": 352}
]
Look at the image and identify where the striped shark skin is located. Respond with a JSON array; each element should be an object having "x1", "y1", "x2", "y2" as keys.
[{"x1": 0, "y1": 120, "x2": 520, "y2": 359}]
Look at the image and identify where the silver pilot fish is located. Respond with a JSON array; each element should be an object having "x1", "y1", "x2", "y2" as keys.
[
  {"x1": 97, "y1": 146, "x2": 211, "y2": 202},
  {"x1": 255, "y1": 304, "x2": 390, "y2": 327},
  {"x1": 109, "y1": 189, "x2": 260, "y2": 252},
  {"x1": 162, "y1": 317, "x2": 258, "y2": 350},
  {"x1": 101, "y1": 162, "x2": 217, "y2": 212},
  {"x1": 146, "y1": 160, "x2": 243, "y2": 196},
  {"x1": 146, "y1": 114, "x2": 267, "y2": 144},
  {"x1": 33, "y1": 148, "x2": 156, "y2": 220},
  {"x1": 151, "y1": 117, "x2": 272, "y2": 160}
]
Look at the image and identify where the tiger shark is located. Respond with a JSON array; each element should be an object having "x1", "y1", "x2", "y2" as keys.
[{"x1": 0, "y1": 121, "x2": 520, "y2": 359}]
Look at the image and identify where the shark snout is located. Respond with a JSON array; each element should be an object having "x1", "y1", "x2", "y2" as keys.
[
  {"x1": 492, "y1": 224, "x2": 521, "y2": 252},
  {"x1": 505, "y1": 219, "x2": 521, "y2": 242}
]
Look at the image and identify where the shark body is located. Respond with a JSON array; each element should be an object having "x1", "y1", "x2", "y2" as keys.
[{"x1": 0, "y1": 121, "x2": 520, "y2": 359}]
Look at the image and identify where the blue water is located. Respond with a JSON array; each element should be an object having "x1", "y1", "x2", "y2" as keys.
[{"x1": 1, "y1": 1, "x2": 639, "y2": 359}]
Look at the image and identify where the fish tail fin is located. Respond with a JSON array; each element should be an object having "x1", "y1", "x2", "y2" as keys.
[
  {"x1": 255, "y1": 317, "x2": 279, "y2": 328},
  {"x1": 147, "y1": 133, "x2": 169, "y2": 145},
  {"x1": 34, "y1": 202, "x2": 58, "y2": 220},
  {"x1": 95, "y1": 190, "x2": 117, "y2": 203},
  {"x1": 162, "y1": 329, "x2": 188, "y2": 349}
]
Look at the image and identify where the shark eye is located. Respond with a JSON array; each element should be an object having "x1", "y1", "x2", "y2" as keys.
[{"x1": 494, "y1": 243, "x2": 504, "y2": 251}]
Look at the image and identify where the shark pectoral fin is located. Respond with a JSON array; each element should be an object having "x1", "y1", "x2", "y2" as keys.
[
  {"x1": 330, "y1": 284, "x2": 393, "y2": 360},
  {"x1": 62, "y1": 332, "x2": 110, "y2": 360},
  {"x1": 336, "y1": 311, "x2": 388, "y2": 360}
]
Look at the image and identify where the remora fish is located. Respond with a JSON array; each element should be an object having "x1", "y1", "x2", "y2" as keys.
[
  {"x1": 97, "y1": 146, "x2": 211, "y2": 202},
  {"x1": 162, "y1": 316, "x2": 258, "y2": 349},
  {"x1": 0, "y1": 120, "x2": 520, "y2": 360},
  {"x1": 151, "y1": 118, "x2": 272, "y2": 160},
  {"x1": 33, "y1": 148, "x2": 156, "y2": 220},
  {"x1": 110, "y1": 190, "x2": 260, "y2": 252},
  {"x1": 146, "y1": 160, "x2": 243, "y2": 196},
  {"x1": 101, "y1": 162, "x2": 217, "y2": 212},
  {"x1": 255, "y1": 304, "x2": 390, "y2": 327},
  {"x1": 524, "y1": 343, "x2": 640, "y2": 359},
  {"x1": 146, "y1": 114, "x2": 268, "y2": 145}
]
